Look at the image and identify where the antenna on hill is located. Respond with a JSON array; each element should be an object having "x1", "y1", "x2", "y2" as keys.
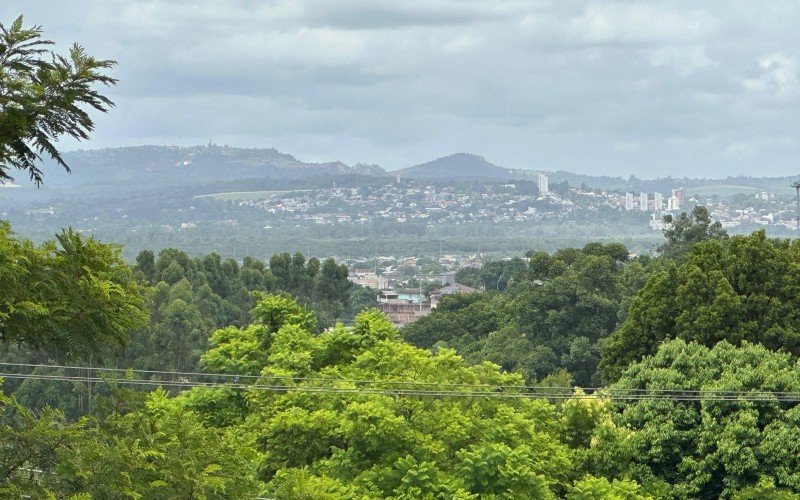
[{"x1": 792, "y1": 181, "x2": 800, "y2": 231}]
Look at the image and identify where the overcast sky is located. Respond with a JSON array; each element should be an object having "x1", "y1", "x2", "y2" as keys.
[{"x1": 6, "y1": 0, "x2": 800, "y2": 178}]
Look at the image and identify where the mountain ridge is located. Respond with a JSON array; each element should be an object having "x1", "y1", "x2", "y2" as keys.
[{"x1": 16, "y1": 145, "x2": 800, "y2": 196}]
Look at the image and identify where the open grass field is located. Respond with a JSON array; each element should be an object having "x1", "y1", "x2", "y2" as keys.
[{"x1": 193, "y1": 190, "x2": 308, "y2": 201}]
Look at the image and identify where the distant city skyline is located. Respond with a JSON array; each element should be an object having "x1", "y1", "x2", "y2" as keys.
[{"x1": 6, "y1": 1, "x2": 800, "y2": 178}]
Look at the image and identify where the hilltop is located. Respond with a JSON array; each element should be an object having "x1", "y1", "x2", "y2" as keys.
[
  {"x1": 395, "y1": 153, "x2": 518, "y2": 180},
  {"x1": 36, "y1": 145, "x2": 389, "y2": 190}
]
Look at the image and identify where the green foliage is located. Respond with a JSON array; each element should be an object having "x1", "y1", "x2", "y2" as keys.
[
  {"x1": 601, "y1": 231, "x2": 800, "y2": 381},
  {"x1": 202, "y1": 324, "x2": 269, "y2": 376},
  {"x1": 10, "y1": 220, "x2": 800, "y2": 497},
  {"x1": 660, "y1": 205, "x2": 727, "y2": 257},
  {"x1": 0, "y1": 222, "x2": 148, "y2": 360},
  {"x1": 120, "y1": 248, "x2": 360, "y2": 374},
  {"x1": 185, "y1": 304, "x2": 591, "y2": 497},
  {"x1": 610, "y1": 339, "x2": 800, "y2": 498},
  {"x1": 568, "y1": 475, "x2": 653, "y2": 500},
  {"x1": 0, "y1": 386, "x2": 79, "y2": 497},
  {"x1": 0, "y1": 15, "x2": 116, "y2": 186},
  {"x1": 64, "y1": 390, "x2": 259, "y2": 498},
  {"x1": 252, "y1": 291, "x2": 317, "y2": 340},
  {"x1": 405, "y1": 243, "x2": 648, "y2": 385},
  {"x1": 733, "y1": 478, "x2": 800, "y2": 500}
]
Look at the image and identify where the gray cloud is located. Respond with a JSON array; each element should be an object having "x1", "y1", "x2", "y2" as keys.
[{"x1": 4, "y1": 0, "x2": 800, "y2": 177}]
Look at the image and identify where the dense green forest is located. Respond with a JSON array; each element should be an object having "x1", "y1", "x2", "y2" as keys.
[{"x1": 6, "y1": 206, "x2": 800, "y2": 497}]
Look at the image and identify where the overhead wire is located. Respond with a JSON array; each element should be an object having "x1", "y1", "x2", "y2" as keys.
[
  {"x1": 3, "y1": 363, "x2": 800, "y2": 402},
  {"x1": 3, "y1": 361, "x2": 796, "y2": 396}
]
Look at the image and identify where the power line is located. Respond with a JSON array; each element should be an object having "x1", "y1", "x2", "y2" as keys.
[
  {"x1": 3, "y1": 365, "x2": 800, "y2": 402},
  {"x1": 3, "y1": 362, "x2": 795, "y2": 395}
]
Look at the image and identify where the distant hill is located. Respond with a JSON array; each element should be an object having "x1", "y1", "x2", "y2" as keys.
[
  {"x1": 35, "y1": 145, "x2": 388, "y2": 190},
  {"x1": 395, "y1": 153, "x2": 518, "y2": 180},
  {"x1": 18, "y1": 145, "x2": 799, "y2": 200}
]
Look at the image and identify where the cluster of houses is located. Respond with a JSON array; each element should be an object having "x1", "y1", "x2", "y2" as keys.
[
  {"x1": 349, "y1": 267, "x2": 479, "y2": 326},
  {"x1": 242, "y1": 181, "x2": 574, "y2": 228}
]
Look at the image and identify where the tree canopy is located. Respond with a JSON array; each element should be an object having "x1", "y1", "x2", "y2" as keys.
[
  {"x1": 405, "y1": 242, "x2": 647, "y2": 386},
  {"x1": 0, "y1": 221, "x2": 148, "y2": 360},
  {"x1": 0, "y1": 15, "x2": 116, "y2": 186},
  {"x1": 600, "y1": 230, "x2": 800, "y2": 381}
]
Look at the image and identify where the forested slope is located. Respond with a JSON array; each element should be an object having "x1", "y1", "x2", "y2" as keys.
[{"x1": 5, "y1": 210, "x2": 800, "y2": 497}]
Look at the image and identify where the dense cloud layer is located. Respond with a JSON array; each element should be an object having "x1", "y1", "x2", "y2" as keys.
[{"x1": 7, "y1": 0, "x2": 800, "y2": 177}]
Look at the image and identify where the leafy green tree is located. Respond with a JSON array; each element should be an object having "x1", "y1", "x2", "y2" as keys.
[
  {"x1": 185, "y1": 299, "x2": 646, "y2": 497},
  {"x1": 0, "y1": 15, "x2": 116, "y2": 186},
  {"x1": 0, "y1": 386, "x2": 79, "y2": 497},
  {"x1": 454, "y1": 266, "x2": 482, "y2": 289},
  {"x1": 59, "y1": 389, "x2": 261, "y2": 498},
  {"x1": 0, "y1": 222, "x2": 148, "y2": 360},
  {"x1": 251, "y1": 292, "x2": 316, "y2": 342},
  {"x1": 568, "y1": 475, "x2": 653, "y2": 500},
  {"x1": 601, "y1": 231, "x2": 800, "y2": 382},
  {"x1": 659, "y1": 206, "x2": 727, "y2": 257},
  {"x1": 481, "y1": 257, "x2": 527, "y2": 291},
  {"x1": 610, "y1": 339, "x2": 800, "y2": 498},
  {"x1": 406, "y1": 244, "x2": 645, "y2": 386},
  {"x1": 403, "y1": 292, "x2": 503, "y2": 350},
  {"x1": 134, "y1": 249, "x2": 156, "y2": 283}
]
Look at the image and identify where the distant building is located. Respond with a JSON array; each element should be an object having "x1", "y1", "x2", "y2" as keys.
[
  {"x1": 377, "y1": 290, "x2": 430, "y2": 326},
  {"x1": 414, "y1": 272, "x2": 456, "y2": 286},
  {"x1": 653, "y1": 192, "x2": 665, "y2": 212},
  {"x1": 667, "y1": 195, "x2": 680, "y2": 211},
  {"x1": 649, "y1": 212, "x2": 668, "y2": 231},
  {"x1": 350, "y1": 269, "x2": 389, "y2": 290},
  {"x1": 625, "y1": 192, "x2": 635, "y2": 211},
  {"x1": 430, "y1": 283, "x2": 479, "y2": 309},
  {"x1": 538, "y1": 173, "x2": 549, "y2": 195},
  {"x1": 639, "y1": 192, "x2": 648, "y2": 212},
  {"x1": 672, "y1": 188, "x2": 685, "y2": 206}
]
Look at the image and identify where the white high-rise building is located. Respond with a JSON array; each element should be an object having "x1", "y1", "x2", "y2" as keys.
[
  {"x1": 537, "y1": 173, "x2": 549, "y2": 194},
  {"x1": 653, "y1": 192, "x2": 664, "y2": 212},
  {"x1": 667, "y1": 195, "x2": 680, "y2": 211},
  {"x1": 625, "y1": 192, "x2": 635, "y2": 211},
  {"x1": 639, "y1": 192, "x2": 648, "y2": 212},
  {"x1": 672, "y1": 187, "x2": 685, "y2": 206}
]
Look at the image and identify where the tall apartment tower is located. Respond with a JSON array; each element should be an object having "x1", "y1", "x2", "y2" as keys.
[
  {"x1": 625, "y1": 192, "x2": 635, "y2": 211},
  {"x1": 672, "y1": 187, "x2": 685, "y2": 205},
  {"x1": 653, "y1": 192, "x2": 664, "y2": 212},
  {"x1": 537, "y1": 173, "x2": 549, "y2": 194},
  {"x1": 639, "y1": 192, "x2": 648, "y2": 212}
]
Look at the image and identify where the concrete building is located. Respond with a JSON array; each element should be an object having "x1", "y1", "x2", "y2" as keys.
[
  {"x1": 538, "y1": 173, "x2": 549, "y2": 195},
  {"x1": 639, "y1": 192, "x2": 648, "y2": 212},
  {"x1": 377, "y1": 290, "x2": 430, "y2": 326},
  {"x1": 649, "y1": 212, "x2": 668, "y2": 231},
  {"x1": 672, "y1": 188, "x2": 685, "y2": 206},
  {"x1": 349, "y1": 269, "x2": 389, "y2": 290},
  {"x1": 430, "y1": 283, "x2": 479, "y2": 309},
  {"x1": 625, "y1": 192, "x2": 635, "y2": 211},
  {"x1": 414, "y1": 272, "x2": 456, "y2": 286},
  {"x1": 653, "y1": 192, "x2": 664, "y2": 212}
]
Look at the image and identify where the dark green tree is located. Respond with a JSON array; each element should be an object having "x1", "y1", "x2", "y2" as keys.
[
  {"x1": 659, "y1": 206, "x2": 727, "y2": 257},
  {"x1": 601, "y1": 231, "x2": 800, "y2": 382}
]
